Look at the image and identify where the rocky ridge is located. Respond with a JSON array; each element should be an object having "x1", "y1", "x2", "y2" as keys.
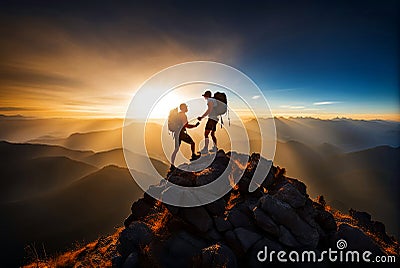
[{"x1": 114, "y1": 151, "x2": 399, "y2": 267}]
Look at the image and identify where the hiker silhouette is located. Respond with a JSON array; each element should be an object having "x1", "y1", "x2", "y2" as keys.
[{"x1": 169, "y1": 103, "x2": 200, "y2": 169}]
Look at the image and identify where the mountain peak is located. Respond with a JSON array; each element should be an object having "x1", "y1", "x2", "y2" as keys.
[
  {"x1": 26, "y1": 151, "x2": 399, "y2": 267},
  {"x1": 114, "y1": 151, "x2": 399, "y2": 267}
]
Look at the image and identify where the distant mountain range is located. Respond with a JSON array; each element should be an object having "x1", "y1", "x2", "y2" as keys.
[
  {"x1": 0, "y1": 116, "x2": 398, "y2": 266},
  {"x1": 0, "y1": 141, "x2": 169, "y2": 267}
]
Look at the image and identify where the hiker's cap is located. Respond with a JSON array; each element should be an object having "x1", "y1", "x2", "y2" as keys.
[{"x1": 202, "y1": 90, "x2": 212, "y2": 97}]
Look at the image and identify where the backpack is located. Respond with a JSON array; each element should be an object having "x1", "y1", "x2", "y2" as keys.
[
  {"x1": 213, "y1": 92, "x2": 227, "y2": 115},
  {"x1": 168, "y1": 108, "x2": 181, "y2": 134}
]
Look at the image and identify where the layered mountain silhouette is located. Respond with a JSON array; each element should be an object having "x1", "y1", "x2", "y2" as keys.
[
  {"x1": 0, "y1": 141, "x2": 169, "y2": 267},
  {"x1": 26, "y1": 151, "x2": 399, "y2": 267},
  {"x1": 1, "y1": 116, "x2": 399, "y2": 266}
]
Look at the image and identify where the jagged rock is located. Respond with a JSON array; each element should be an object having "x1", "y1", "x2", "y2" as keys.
[
  {"x1": 168, "y1": 175, "x2": 195, "y2": 187},
  {"x1": 234, "y1": 227, "x2": 262, "y2": 252},
  {"x1": 112, "y1": 256, "x2": 124, "y2": 267},
  {"x1": 227, "y1": 208, "x2": 252, "y2": 228},
  {"x1": 278, "y1": 225, "x2": 301, "y2": 247},
  {"x1": 195, "y1": 243, "x2": 237, "y2": 268},
  {"x1": 122, "y1": 252, "x2": 139, "y2": 268},
  {"x1": 117, "y1": 222, "x2": 153, "y2": 258},
  {"x1": 165, "y1": 204, "x2": 180, "y2": 215},
  {"x1": 260, "y1": 165, "x2": 276, "y2": 189},
  {"x1": 315, "y1": 209, "x2": 337, "y2": 232},
  {"x1": 349, "y1": 209, "x2": 372, "y2": 228},
  {"x1": 259, "y1": 194, "x2": 319, "y2": 248},
  {"x1": 349, "y1": 209, "x2": 392, "y2": 243},
  {"x1": 206, "y1": 227, "x2": 223, "y2": 241},
  {"x1": 252, "y1": 206, "x2": 280, "y2": 237},
  {"x1": 274, "y1": 182, "x2": 306, "y2": 208},
  {"x1": 180, "y1": 207, "x2": 212, "y2": 233},
  {"x1": 235, "y1": 198, "x2": 258, "y2": 214},
  {"x1": 196, "y1": 168, "x2": 216, "y2": 186},
  {"x1": 114, "y1": 151, "x2": 397, "y2": 268},
  {"x1": 162, "y1": 231, "x2": 207, "y2": 267},
  {"x1": 124, "y1": 214, "x2": 136, "y2": 228},
  {"x1": 295, "y1": 199, "x2": 318, "y2": 227},
  {"x1": 214, "y1": 216, "x2": 232, "y2": 232},
  {"x1": 205, "y1": 198, "x2": 226, "y2": 216},
  {"x1": 224, "y1": 230, "x2": 244, "y2": 255},
  {"x1": 336, "y1": 223, "x2": 384, "y2": 255},
  {"x1": 129, "y1": 198, "x2": 153, "y2": 221},
  {"x1": 287, "y1": 177, "x2": 307, "y2": 196}
]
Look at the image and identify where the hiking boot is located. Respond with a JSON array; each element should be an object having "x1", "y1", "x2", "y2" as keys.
[
  {"x1": 190, "y1": 154, "x2": 200, "y2": 161},
  {"x1": 209, "y1": 146, "x2": 218, "y2": 153},
  {"x1": 199, "y1": 147, "x2": 209, "y2": 154}
]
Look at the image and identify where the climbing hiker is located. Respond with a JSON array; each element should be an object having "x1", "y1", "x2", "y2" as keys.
[{"x1": 169, "y1": 103, "x2": 200, "y2": 169}]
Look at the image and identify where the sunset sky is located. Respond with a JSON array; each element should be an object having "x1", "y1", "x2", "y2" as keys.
[{"x1": 0, "y1": 1, "x2": 398, "y2": 120}]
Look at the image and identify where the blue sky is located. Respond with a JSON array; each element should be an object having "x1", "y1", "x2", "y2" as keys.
[{"x1": 0, "y1": 0, "x2": 398, "y2": 119}]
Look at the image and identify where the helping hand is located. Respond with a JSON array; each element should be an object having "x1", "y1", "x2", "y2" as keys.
[
  {"x1": 195, "y1": 122, "x2": 200, "y2": 127},
  {"x1": 197, "y1": 116, "x2": 203, "y2": 121}
]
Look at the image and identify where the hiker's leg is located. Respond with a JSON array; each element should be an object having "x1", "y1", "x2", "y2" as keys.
[
  {"x1": 182, "y1": 133, "x2": 196, "y2": 155},
  {"x1": 204, "y1": 129, "x2": 211, "y2": 149},
  {"x1": 171, "y1": 138, "x2": 180, "y2": 165},
  {"x1": 171, "y1": 148, "x2": 179, "y2": 165},
  {"x1": 190, "y1": 141, "x2": 196, "y2": 154},
  {"x1": 210, "y1": 131, "x2": 217, "y2": 147}
]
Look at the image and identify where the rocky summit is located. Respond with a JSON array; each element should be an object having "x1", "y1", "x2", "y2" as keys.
[{"x1": 114, "y1": 151, "x2": 398, "y2": 268}]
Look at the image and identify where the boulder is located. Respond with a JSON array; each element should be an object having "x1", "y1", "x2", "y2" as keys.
[
  {"x1": 274, "y1": 183, "x2": 306, "y2": 208},
  {"x1": 234, "y1": 227, "x2": 262, "y2": 252},
  {"x1": 180, "y1": 207, "x2": 212, "y2": 233},
  {"x1": 206, "y1": 227, "x2": 223, "y2": 241},
  {"x1": 162, "y1": 231, "x2": 207, "y2": 267},
  {"x1": 287, "y1": 177, "x2": 307, "y2": 196},
  {"x1": 205, "y1": 198, "x2": 226, "y2": 216},
  {"x1": 214, "y1": 216, "x2": 232, "y2": 232},
  {"x1": 227, "y1": 208, "x2": 252, "y2": 228},
  {"x1": 117, "y1": 221, "x2": 153, "y2": 258},
  {"x1": 259, "y1": 194, "x2": 319, "y2": 248},
  {"x1": 122, "y1": 252, "x2": 139, "y2": 268},
  {"x1": 224, "y1": 230, "x2": 244, "y2": 255},
  {"x1": 252, "y1": 206, "x2": 279, "y2": 237},
  {"x1": 168, "y1": 175, "x2": 195, "y2": 187},
  {"x1": 349, "y1": 209, "x2": 372, "y2": 228},
  {"x1": 278, "y1": 225, "x2": 301, "y2": 247},
  {"x1": 129, "y1": 198, "x2": 153, "y2": 221},
  {"x1": 195, "y1": 243, "x2": 237, "y2": 268},
  {"x1": 314, "y1": 209, "x2": 337, "y2": 232}
]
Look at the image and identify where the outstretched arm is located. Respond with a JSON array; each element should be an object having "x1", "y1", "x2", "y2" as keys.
[{"x1": 182, "y1": 114, "x2": 199, "y2": 128}]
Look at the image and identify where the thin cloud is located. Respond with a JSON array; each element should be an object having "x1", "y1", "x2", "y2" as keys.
[
  {"x1": 252, "y1": 95, "x2": 260, "y2": 99},
  {"x1": 313, "y1": 101, "x2": 341, "y2": 105},
  {"x1": 0, "y1": 106, "x2": 31, "y2": 111},
  {"x1": 280, "y1": 105, "x2": 305, "y2": 109}
]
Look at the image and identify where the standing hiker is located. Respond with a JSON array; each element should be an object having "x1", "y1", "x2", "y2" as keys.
[{"x1": 197, "y1": 90, "x2": 228, "y2": 154}]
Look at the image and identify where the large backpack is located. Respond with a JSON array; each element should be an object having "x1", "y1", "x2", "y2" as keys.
[
  {"x1": 168, "y1": 108, "x2": 181, "y2": 135},
  {"x1": 213, "y1": 92, "x2": 227, "y2": 115}
]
